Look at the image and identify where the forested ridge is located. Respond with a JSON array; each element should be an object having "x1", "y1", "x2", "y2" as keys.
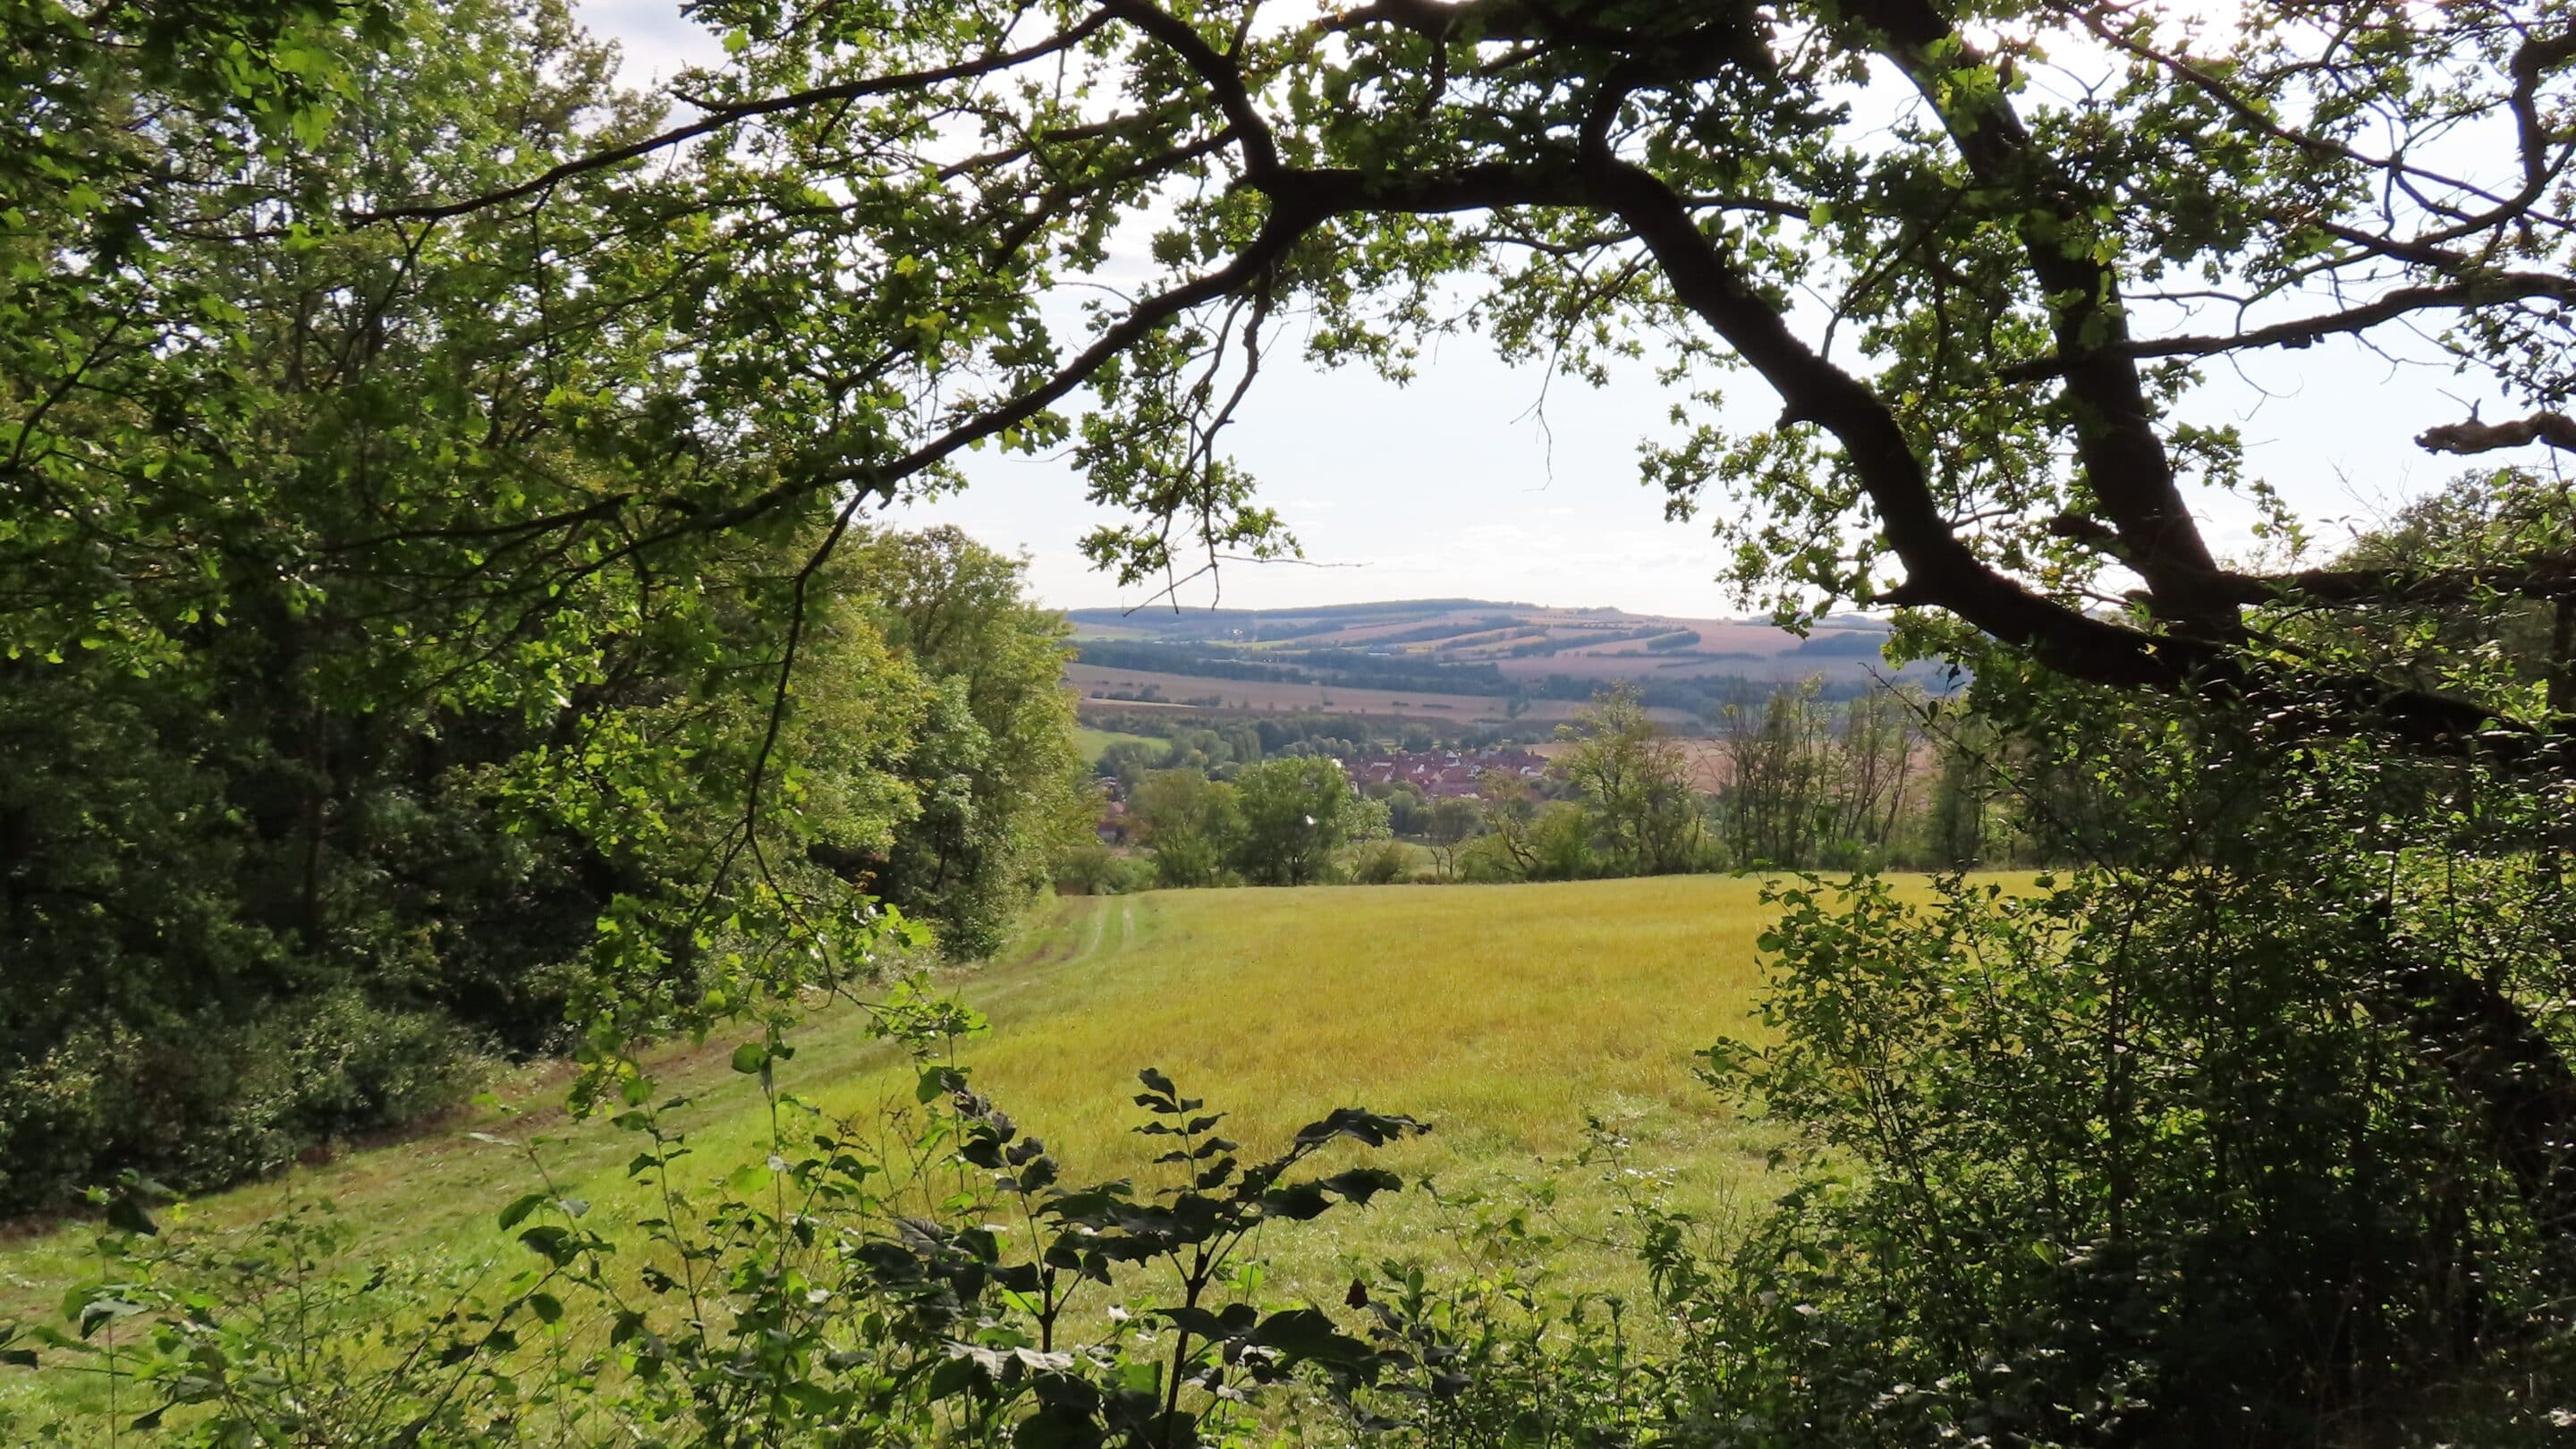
[{"x1": 8, "y1": 0, "x2": 2576, "y2": 1445}]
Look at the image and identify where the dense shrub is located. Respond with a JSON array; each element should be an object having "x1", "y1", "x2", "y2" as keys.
[
  {"x1": 0, "y1": 0, "x2": 1093, "y2": 1215},
  {"x1": 0, "y1": 536, "x2": 1079, "y2": 1213},
  {"x1": 1456, "y1": 802, "x2": 1598, "y2": 883},
  {"x1": 1048, "y1": 840, "x2": 1151, "y2": 896},
  {"x1": 1351, "y1": 840, "x2": 1419, "y2": 885}
]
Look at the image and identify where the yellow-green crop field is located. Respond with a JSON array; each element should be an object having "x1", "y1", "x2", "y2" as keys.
[{"x1": 2, "y1": 874, "x2": 1942, "y2": 1419}]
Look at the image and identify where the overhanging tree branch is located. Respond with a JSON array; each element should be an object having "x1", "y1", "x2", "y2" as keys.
[
  {"x1": 1098, "y1": 0, "x2": 1283, "y2": 181},
  {"x1": 1570, "y1": 102, "x2": 2184, "y2": 691},
  {"x1": 1999, "y1": 274, "x2": 2576, "y2": 381},
  {"x1": 2419, "y1": 411, "x2": 2576, "y2": 456},
  {"x1": 352, "y1": 13, "x2": 1118, "y2": 225},
  {"x1": 1850, "y1": 0, "x2": 2233, "y2": 631}
]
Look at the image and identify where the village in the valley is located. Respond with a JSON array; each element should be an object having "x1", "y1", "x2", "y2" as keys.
[{"x1": 1337, "y1": 746, "x2": 1551, "y2": 798}]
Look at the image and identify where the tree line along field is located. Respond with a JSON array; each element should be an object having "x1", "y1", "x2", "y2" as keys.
[{"x1": 2, "y1": 873, "x2": 1905, "y2": 1421}]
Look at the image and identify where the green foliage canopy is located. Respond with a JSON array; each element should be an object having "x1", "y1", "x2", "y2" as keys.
[
  {"x1": 0, "y1": 0, "x2": 1097, "y2": 1208},
  {"x1": 1228, "y1": 756, "x2": 1358, "y2": 886},
  {"x1": 1131, "y1": 766, "x2": 1242, "y2": 887}
]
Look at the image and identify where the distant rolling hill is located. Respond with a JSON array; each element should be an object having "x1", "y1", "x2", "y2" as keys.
[
  {"x1": 1061, "y1": 599, "x2": 1935, "y2": 733},
  {"x1": 1060, "y1": 662, "x2": 1700, "y2": 731}
]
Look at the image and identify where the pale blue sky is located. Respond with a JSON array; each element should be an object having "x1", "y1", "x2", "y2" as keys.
[{"x1": 574, "y1": 0, "x2": 2497, "y2": 616}]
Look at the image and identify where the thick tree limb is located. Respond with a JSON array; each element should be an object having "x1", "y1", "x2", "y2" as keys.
[
  {"x1": 1847, "y1": 0, "x2": 2233, "y2": 631},
  {"x1": 1999, "y1": 275, "x2": 2576, "y2": 381},
  {"x1": 2230, "y1": 555, "x2": 2576, "y2": 607},
  {"x1": 1570, "y1": 127, "x2": 2534, "y2": 761},
  {"x1": 2504, "y1": 29, "x2": 2576, "y2": 217},
  {"x1": 1329, "y1": 0, "x2": 1662, "y2": 49},
  {"x1": 2419, "y1": 411, "x2": 2576, "y2": 456},
  {"x1": 1570, "y1": 107, "x2": 2185, "y2": 690},
  {"x1": 1326, "y1": 0, "x2": 1772, "y2": 82},
  {"x1": 2210, "y1": 560, "x2": 2576, "y2": 611},
  {"x1": 1099, "y1": 0, "x2": 1283, "y2": 180}
]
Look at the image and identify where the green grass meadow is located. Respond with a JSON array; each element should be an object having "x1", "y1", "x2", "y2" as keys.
[
  {"x1": 2, "y1": 874, "x2": 1894, "y2": 1418},
  {"x1": 1072, "y1": 724, "x2": 1160, "y2": 765}
]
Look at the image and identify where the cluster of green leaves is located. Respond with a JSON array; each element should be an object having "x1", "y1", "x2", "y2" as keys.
[
  {"x1": 1209, "y1": 704, "x2": 2573, "y2": 1445},
  {"x1": 843, "y1": 528, "x2": 1093, "y2": 959},
  {"x1": 4, "y1": 0, "x2": 700, "y2": 1209}
]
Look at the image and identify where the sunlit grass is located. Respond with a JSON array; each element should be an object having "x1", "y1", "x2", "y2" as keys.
[
  {"x1": 900, "y1": 877, "x2": 1795, "y2": 1299},
  {"x1": 4, "y1": 874, "x2": 1987, "y2": 1419}
]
